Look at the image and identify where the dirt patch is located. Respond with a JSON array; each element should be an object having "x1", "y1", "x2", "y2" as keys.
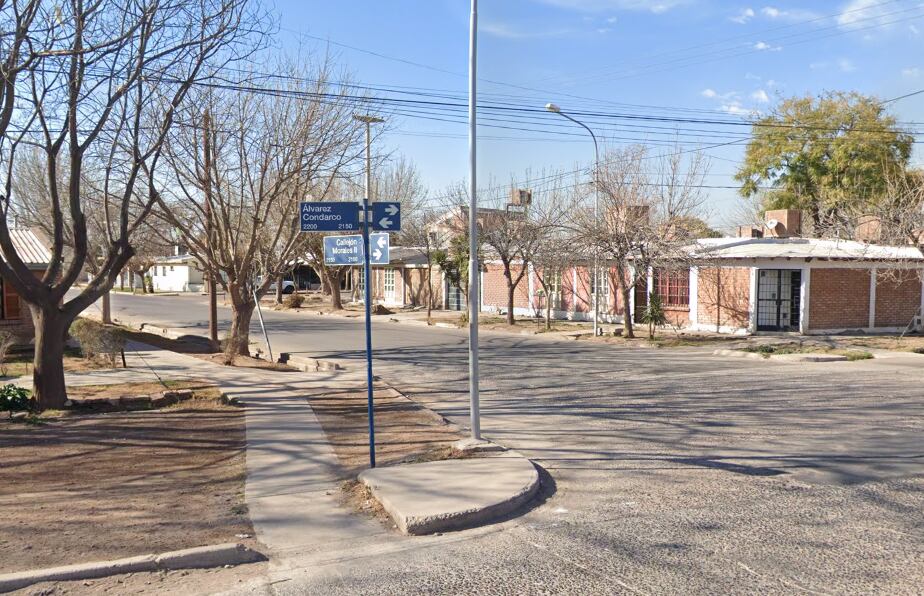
[
  {"x1": 195, "y1": 353, "x2": 296, "y2": 372},
  {"x1": 0, "y1": 399, "x2": 255, "y2": 574},
  {"x1": 1, "y1": 348, "x2": 112, "y2": 379},
  {"x1": 65, "y1": 379, "x2": 219, "y2": 402},
  {"x1": 307, "y1": 383, "x2": 465, "y2": 478}
]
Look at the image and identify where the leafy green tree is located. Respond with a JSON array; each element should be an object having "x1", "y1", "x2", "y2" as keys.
[{"x1": 735, "y1": 92, "x2": 913, "y2": 232}]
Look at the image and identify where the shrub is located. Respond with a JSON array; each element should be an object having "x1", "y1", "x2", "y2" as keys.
[
  {"x1": 0, "y1": 384, "x2": 31, "y2": 413},
  {"x1": 69, "y1": 319, "x2": 126, "y2": 367},
  {"x1": 640, "y1": 293, "x2": 668, "y2": 340},
  {"x1": 844, "y1": 350, "x2": 873, "y2": 361},
  {"x1": 912, "y1": 347, "x2": 924, "y2": 355},
  {"x1": 284, "y1": 293, "x2": 305, "y2": 309},
  {"x1": 0, "y1": 330, "x2": 15, "y2": 377}
]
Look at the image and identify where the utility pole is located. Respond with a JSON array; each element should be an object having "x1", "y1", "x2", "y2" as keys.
[
  {"x1": 353, "y1": 113, "x2": 385, "y2": 468},
  {"x1": 545, "y1": 103, "x2": 601, "y2": 336},
  {"x1": 468, "y1": 0, "x2": 481, "y2": 440},
  {"x1": 203, "y1": 108, "x2": 219, "y2": 349}
]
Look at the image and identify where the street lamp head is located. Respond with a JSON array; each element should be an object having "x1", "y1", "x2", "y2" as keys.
[
  {"x1": 353, "y1": 114, "x2": 385, "y2": 124},
  {"x1": 545, "y1": 103, "x2": 561, "y2": 113}
]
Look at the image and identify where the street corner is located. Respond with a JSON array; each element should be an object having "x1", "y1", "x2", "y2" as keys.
[{"x1": 357, "y1": 452, "x2": 541, "y2": 536}]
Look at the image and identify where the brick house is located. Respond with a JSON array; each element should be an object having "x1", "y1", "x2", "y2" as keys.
[
  {"x1": 477, "y1": 210, "x2": 924, "y2": 335},
  {"x1": 0, "y1": 229, "x2": 52, "y2": 343}
]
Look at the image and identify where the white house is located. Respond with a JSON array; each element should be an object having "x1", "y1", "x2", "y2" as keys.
[{"x1": 149, "y1": 254, "x2": 205, "y2": 292}]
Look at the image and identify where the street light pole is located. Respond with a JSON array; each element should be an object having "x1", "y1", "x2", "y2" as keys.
[
  {"x1": 468, "y1": 0, "x2": 481, "y2": 440},
  {"x1": 545, "y1": 103, "x2": 601, "y2": 337},
  {"x1": 353, "y1": 113, "x2": 385, "y2": 468}
]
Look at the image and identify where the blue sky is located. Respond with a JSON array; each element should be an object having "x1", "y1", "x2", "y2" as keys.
[{"x1": 272, "y1": 0, "x2": 924, "y2": 226}]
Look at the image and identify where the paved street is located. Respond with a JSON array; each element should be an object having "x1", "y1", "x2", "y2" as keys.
[{"x1": 95, "y1": 292, "x2": 924, "y2": 594}]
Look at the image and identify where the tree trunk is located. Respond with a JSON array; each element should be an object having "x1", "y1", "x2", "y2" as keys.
[
  {"x1": 328, "y1": 270, "x2": 344, "y2": 310},
  {"x1": 544, "y1": 285, "x2": 552, "y2": 331},
  {"x1": 275, "y1": 274, "x2": 283, "y2": 305},
  {"x1": 426, "y1": 264, "x2": 433, "y2": 321},
  {"x1": 31, "y1": 306, "x2": 70, "y2": 410},
  {"x1": 506, "y1": 283, "x2": 516, "y2": 325},
  {"x1": 225, "y1": 299, "x2": 255, "y2": 359},
  {"x1": 616, "y1": 262, "x2": 635, "y2": 339},
  {"x1": 101, "y1": 291, "x2": 112, "y2": 324}
]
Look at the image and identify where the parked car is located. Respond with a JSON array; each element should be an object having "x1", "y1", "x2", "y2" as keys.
[{"x1": 267, "y1": 279, "x2": 296, "y2": 294}]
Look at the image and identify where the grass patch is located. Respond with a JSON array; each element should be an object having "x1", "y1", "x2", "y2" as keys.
[{"x1": 1, "y1": 347, "x2": 111, "y2": 378}]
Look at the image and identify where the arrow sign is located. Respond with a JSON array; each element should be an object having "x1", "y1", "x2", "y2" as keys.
[
  {"x1": 371, "y1": 202, "x2": 401, "y2": 232},
  {"x1": 370, "y1": 233, "x2": 390, "y2": 264},
  {"x1": 323, "y1": 233, "x2": 390, "y2": 265}
]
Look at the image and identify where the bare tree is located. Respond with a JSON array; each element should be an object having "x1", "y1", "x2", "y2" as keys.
[
  {"x1": 575, "y1": 145, "x2": 709, "y2": 338},
  {"x1": 153, "y1": 63, "x2": 363, "y2": 359},
  {"x1": 0, "y1": 0, "x2": 261, "y2": 409}
]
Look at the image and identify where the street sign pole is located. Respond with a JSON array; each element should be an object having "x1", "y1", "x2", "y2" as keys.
[
  {"x1": 355, "y1": 113, "x2": 384, "y2": 469},
  {"x1": 362, "y1": 193, "x2": 375, "y2": 468}
]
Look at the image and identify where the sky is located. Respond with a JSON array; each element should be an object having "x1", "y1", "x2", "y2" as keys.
[{"x1": 271, "y1": 0, "x2": 924, "y2": 228}]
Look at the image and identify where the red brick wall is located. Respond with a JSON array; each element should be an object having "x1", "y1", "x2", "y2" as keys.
[
  {"x1": 561, "y1": 267, "x2": 575, "y2": 313},
  {"x1": 482, "y1": 263, "x2": 530, "y2": 312},
  {"x1": 808, "y1": 268, "x2": 870, "y2": 330},
  {"x1": 875, "y1": 269, "x2": 923, "y2": 327},
  {"x1": 573, "y1": 267, "x2": 591, "y2": 313},
  {"x1": 404, "y1": 268, "x2": 441, "y2": 309},
  {"x1": 697, "y1": 267, "x2": 751, "y2": 329}
]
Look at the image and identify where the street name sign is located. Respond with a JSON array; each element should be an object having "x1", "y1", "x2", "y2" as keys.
[
  {"x1": 371, "y1": 202, "x2": 401, "y2": 232},
  {"x1": 323, "y1": 233, "x2": 390, "y2": 266},
  {"x1": 300, "y1": 201, "x2": 360, "y2": 232}
]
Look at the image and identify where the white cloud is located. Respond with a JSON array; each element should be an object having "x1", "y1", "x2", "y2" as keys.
[
  {"x1": 720, "y1": 101, "x2": 753, "y2": 116},
  {"x1": 809, "y1": 61, "x2": 828, "y2": 70},
  {"x1": 536, "y1": 0, "x2": 689, "y2": 13},
  {"x1": 753, "y1": 41, "x2": 782, "y2": 51},
  {"x1": 837, "y1": 0, "x2": 897, "y2": 31},
  {"x1": 751, "y1": 89, "x2": 770, "y2": 103},
  {"x1": 730, "y1": 8, "x2": 755, "y2": 24},
  {"x1": 910, "y1": 24, "x2": 920, "y2": 36},
  {"x1": 838, "y1": 58, "x2": 856, "y2": 72},
  {"x1": 701, "y1": 88, "x2": 717, "y2": 98},
  {"x1": 902, "y1": 67, "x2": 922, "y2": 78},
  {"x1": 760, "y1": 6, "x2": 820, "y2": 21},
  {"x1": 481, "y1": 21, "x2": 574, "y2": 39}
]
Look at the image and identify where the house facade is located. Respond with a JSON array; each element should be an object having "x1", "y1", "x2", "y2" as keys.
[
  {"x1": 149, "y1": 254, "x2": 205, "y2": 293},
  {"x1": 0, "y1": 229, "x2": 52, "y2": 343},
  {"x1": 477, "y1": 210, "x2": 924, "y2": 335}
]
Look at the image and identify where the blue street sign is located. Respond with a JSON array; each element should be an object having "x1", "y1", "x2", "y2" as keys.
[
  {"x1": 323, "y1": 233, "x2": 390, "y2": 265},
  {"x1": 369, "y1": 232, "x2": 390, "y2": 264},
  {"x1": 300, "y1": 201, "x2": 360, "y2": 232},
  {"x1": 371, "y1": 202, "x2": 401, "y2": 232}
]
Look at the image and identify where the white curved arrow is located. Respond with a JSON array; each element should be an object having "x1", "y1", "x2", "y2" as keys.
[
  {"x1": 377, "y1": 235, "x2": 387, "y2": 249},
  {"x1": 372, "y1": 249, "x2": 383, "y2": 260},
  {"x1": 385, "y1": 204, "x2": 399, "y2": 216}
]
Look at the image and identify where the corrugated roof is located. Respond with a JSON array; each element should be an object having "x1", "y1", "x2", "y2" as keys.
[
  {"x1": 7, "y1": 228, "x2": 51, "y2": 267},
  {"x1": 691, "y1": 237, "x2": 924, "y2": 262}
]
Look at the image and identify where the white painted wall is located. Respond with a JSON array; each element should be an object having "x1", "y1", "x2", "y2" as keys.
[{"x1": 150, "y1": 263, "x2": 204, "y2": 292}]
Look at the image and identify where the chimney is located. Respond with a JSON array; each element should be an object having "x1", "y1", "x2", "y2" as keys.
[
  {"x1": 854, "y1": 215, "x2": 881, "y2": 243},
  {"x1": 737, "y1": 225, "x2": 763, "y2": 238},
  {"x1": 763, "y1": 209, "x2": 802, "y2": 238}
]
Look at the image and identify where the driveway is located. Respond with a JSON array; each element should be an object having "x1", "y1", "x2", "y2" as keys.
[{"x1": 95, "y1": 292, "x2": 924, "y2": 594}]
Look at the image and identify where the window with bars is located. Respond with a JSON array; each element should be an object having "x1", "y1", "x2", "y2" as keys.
[{"x1": 653, "y1": 268, "x2": 690, "y2": 307}]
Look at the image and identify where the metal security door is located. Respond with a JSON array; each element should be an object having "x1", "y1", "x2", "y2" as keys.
[{"x1": 757, "y1": 270, "x2": 801, "y2": 331}]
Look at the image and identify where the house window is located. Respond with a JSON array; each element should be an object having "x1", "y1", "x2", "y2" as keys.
[
  {"x1": 169, "y1": 265, "x2": 174, "y2": 271},
  {"x1": 384, "y1": 269, "x2": 395, "y2": 295},
  {"x1": 653, "y1": 268, "x2": 690, "y2": 307},
  {"x1": 548, "y1": 270, "x2": 562, "y2": 294},
  {"x1": 358, "y1": 268, "x2": 365, "y2": 293},
  {"x1": 161, "y1": 266, "x2": 167, "y2": 276}
]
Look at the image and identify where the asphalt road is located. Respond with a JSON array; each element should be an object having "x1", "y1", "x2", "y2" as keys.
[{"x1": 94, "y1": 292, "x2": 924, "y2": 594}]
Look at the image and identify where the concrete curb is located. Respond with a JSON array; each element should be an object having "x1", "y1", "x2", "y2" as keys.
[
  {"x1": 0, "y1": 543, "x2": 264, "y2": 593},
  {"x1": 283, "y1": 353, "x2": 346, "y2": 372},
  {"x1": 359, "y1": 454, "x2": 540, "y2": 536},
  {"x1": 712, "y1": 348, "x2": 856, "y2": 362}
]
